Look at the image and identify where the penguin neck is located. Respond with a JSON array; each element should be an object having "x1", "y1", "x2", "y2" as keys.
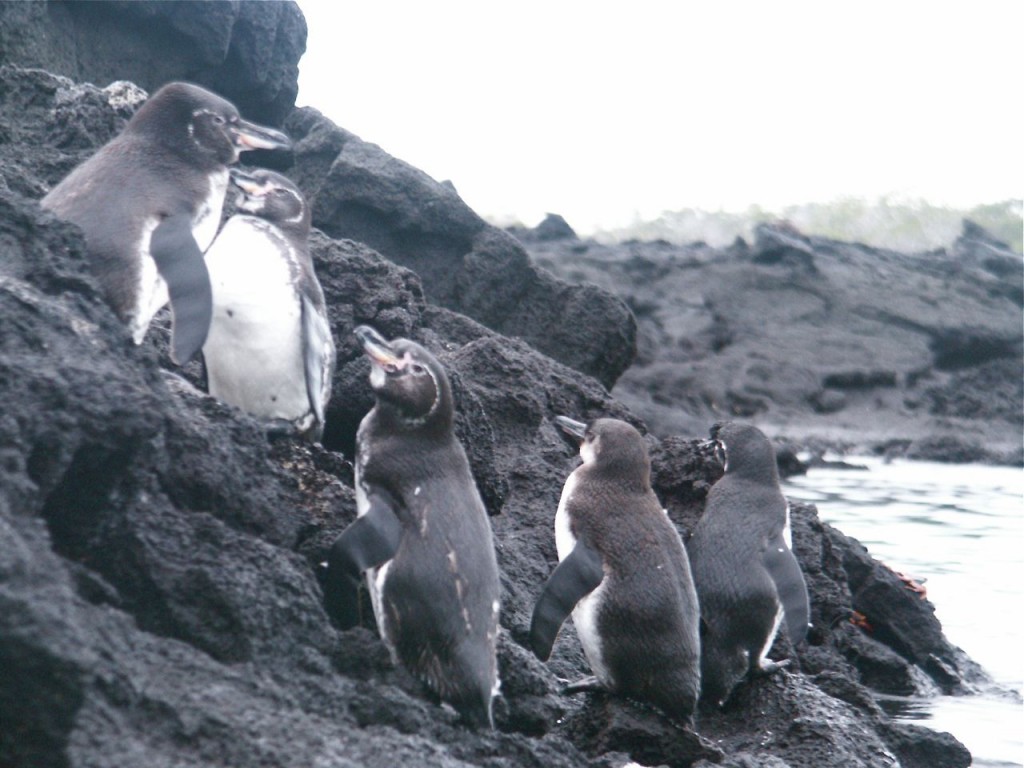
[
  {"x1": 373, "y1": 400, "x2": 453, "y2": 439},
  {"x1": 725, "y1": 459, "x2": 780, "y2": 487},
  {"x1": 582, "y1": 457, "x2": 651, "y2": 495}
]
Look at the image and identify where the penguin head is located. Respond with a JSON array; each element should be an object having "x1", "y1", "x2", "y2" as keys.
[
  {"x1": 230, "y1": 168, "x2": 310, "y2": 232},
  {"x1": 710, "y1": 422, "x2": 779, "y2": 483},
  {"x1": 127, "y1": 82, "x2": 291, "y2": 167},
  {"x1": 556, "y1": 416, "x2": 651, "y2": 486},
  {"x1": 355, "y1": 325, "x2": 453, "y2": 433}
]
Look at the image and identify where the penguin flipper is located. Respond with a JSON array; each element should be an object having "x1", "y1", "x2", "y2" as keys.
[
  {"x1": 529, "y1": 539, "x2": 604, "y2": 661},
  {"x1": 301, "y1": 293, "x2": 334, "y2": 431},
  {"x1": 764, "y1": 535, "x2": 810, "y2": 645},
  {"x1": 150, "y1": 213, "x2": 212, "y2": 364},
  {"x1": 324, "y1": 490, "x2": 402, "y2": 629}
]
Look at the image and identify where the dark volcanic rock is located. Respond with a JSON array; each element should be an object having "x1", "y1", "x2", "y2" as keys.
[
  {"x1": 284, "y1": 106, "x2": 637, "y2": 388},
  {"x1": 0, "y1": 28, "x2": 984, "y2": 768},
  {"x1": 524, "y1": 218, "x2": 1023, "y2": 463},
  {"x1": 0, "y1": 0, "x2": 305, "y2": 124}
]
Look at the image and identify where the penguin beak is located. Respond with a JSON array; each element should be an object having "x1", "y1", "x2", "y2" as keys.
[
  {"x1": 231, "y1": 119, "x2": 292, "y2": 152},
  {"x1": 554, "y1": 416, "x2": 588, "y2": 442},
  {"x1": 354, "y1": 325, "x2": 403, "y2": 370},
  {"x1": 229, "y1": 167, "x2": 264, "y2": 195}
]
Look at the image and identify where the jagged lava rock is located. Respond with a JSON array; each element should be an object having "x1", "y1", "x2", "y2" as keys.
[
  {"x1": 0, "y1": 0, "x2": 305, "y2": 124},
  {"x1": 0, "y1": 49, "x2": 980, "y2": 768},
  {"x1": 284, "y1": 106, "x2": 637, "y2": 388},
  {"x1": 521, "y1": 219, "x2": 1023, "y2": 463}
]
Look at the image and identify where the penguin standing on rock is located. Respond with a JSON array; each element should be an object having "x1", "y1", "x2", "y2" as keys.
[
  {"x1": 687, "y1": 422, "x2": 810, "y2": 709},
  {"x1": 41, "y1": 81, "x2": 292, "y2": 363},
  {"x1": 530, "y1": 416, "x2": 702, "y2": 726},
  {"x1": 202, "y1": 168, "x2": 334, "y2": 442},
  {"x1": 324, "y1": 326, "x2": 501, "y2": 728}
]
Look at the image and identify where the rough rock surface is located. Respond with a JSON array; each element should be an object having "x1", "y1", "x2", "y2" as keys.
[
  {"x1": 518, "y1": 215, "x2": 1023, "y2": 465},
  {"x1": 0, "y1": 14, "x2": 993, "y2": 768},
  {"x1": 0, "y1": 0, "x2": 306, "y2": 125},
  {"x1": 283, "y1": 107, "x2": 637, "y2": 389}
]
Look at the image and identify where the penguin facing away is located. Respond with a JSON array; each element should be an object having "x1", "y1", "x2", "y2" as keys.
[
  {"x1": 686, "y1": 421, "x2": 810, "y2": 709},
  {"x1": 530, "y1": 416, "x2": 702, "y2": 725},
  {"x1": 41, "y1": 81, "x2": 292, "y2": 364},
  {"x1": 202, "y1": 168, "x2": 334, "y2": 442},
  {"x1": 324, "y1": 326, "x2": 501, "y2": 728}
]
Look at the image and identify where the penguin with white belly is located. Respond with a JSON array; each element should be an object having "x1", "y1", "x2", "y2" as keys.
[
  {"x1": 530, "y1": 416, "x2": 702, "y2": 725},
  {"x1": 202, "y1": 168, "x2": 334, "y2": 442},
  {"x1": 324, "y1": 326, "x2": 501, "y2": 728},
  {"x1": 42, "y1": 81, "x2": 291, "y2": 364},
  {"x1": 686, "y1": 421, "x2": 810, "y2": 709}
]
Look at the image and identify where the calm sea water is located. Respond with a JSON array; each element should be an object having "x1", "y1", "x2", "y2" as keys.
[{"x1": 784, "y1": 458, "x2": 1024, "y2": 768}]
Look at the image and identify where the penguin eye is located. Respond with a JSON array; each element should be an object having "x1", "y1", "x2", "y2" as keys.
[
  {"x1": 212, "y1": 114, "x2": 226, "y2": 126},
  {"x1": 410, "y1": 363, "x2": 427, "y2": 376}
]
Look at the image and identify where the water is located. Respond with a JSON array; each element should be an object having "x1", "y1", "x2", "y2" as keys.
[{"x1": 784, "y1": 458, "x2": 1023, "y2": 768}]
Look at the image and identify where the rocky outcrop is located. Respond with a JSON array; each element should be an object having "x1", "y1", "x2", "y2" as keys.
[
  {"x1": 0, "y1": 10, "x2": 993, "y2": 767},
  {"x1": 521, "y1": 220, "x2": 1024, "y2": 464},
  {"x1": 283, "y1": 108, "x2": 637, "y2": 389},
  {"x1": 0, "y1": 183, "x2": 979, "y2": 767},
  {"x1": 0, "y1": 0, "x2": 306, "y2": 124}
]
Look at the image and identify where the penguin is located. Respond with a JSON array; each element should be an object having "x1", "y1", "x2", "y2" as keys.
[
  {"x1": 201, "y1": 168, "x2": 334, "y2": 442},
  {"x1": 41, "y1": 81, "x2": 291, "y2": 364},
  {"x1": 530, "y1": 416, "x2": 702, "y2": 726},
  {"x1": 686, "y1": 421, "x2": 810, "y2": 709},
  {"x1": 324, "y1": 326, "x2": 501, "y2": 728}
]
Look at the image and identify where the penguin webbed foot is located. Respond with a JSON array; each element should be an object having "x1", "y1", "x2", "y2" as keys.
[
  {"x1": 263, "y1": 418, "x2": 303, "y2": 442},
  {"x1": 752, "y1": 657, "x2": 791, "y2": 677},
  {"x1": 562, "y1": 675, "x2": 606, "y2": 695}
]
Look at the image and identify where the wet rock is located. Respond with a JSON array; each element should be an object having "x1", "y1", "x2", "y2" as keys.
[{"x1": 879, "y1": 721, "x2": 972, "y2": 768}]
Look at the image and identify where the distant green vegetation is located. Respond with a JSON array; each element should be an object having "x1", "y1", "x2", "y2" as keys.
[{"x1": 592, "y1": 198, "x2": 1023, "y2": 253}]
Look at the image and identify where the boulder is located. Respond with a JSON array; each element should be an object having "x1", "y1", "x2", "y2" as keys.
[
  {"x1": 285, "y1": 107, "x2": 637, "y2": 388},
  {"x1": 0, "y1": 0, "x2": 305, "y2": 124}
]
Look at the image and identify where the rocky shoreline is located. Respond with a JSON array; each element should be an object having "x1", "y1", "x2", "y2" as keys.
[
  {"x1": 2, "y1": 3, "x2": 1018, "y2": 767},
  {"x1": 513, "y1": 215, "x2": 1022, "y2": 468}
]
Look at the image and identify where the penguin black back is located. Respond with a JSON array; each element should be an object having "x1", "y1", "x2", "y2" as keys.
[
  {"x1": 325, "y1": 326, "x2": 500, "y2": 727},
  {"x1": 530, "y1": 417, "x2": 701, "y2": 725},
  {"x1": 687, "y1": 421, "x2": 810, "y2": 709}
]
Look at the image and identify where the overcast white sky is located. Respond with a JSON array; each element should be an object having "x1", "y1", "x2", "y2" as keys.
[{"x1": 296, "y1": 1, "x2": 1023, "y2": 234}]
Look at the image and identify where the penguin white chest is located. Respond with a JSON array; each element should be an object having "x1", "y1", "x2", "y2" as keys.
[
  {"x1": 554, "y1": 471, "x2": 579, "y2": 561},
  {"x1": 353, "y1": 419, "x2": 395, "y2": 655},
  {"x1": 554, "y1": 469, "x2": 611, "y2": 684},
  {"x1": 193, "y1": 169, "x2": 230, "y2": 252},
  {"x1": 131, "y1": 170, "x2": 229, "y2": 343},
  {"x1": 203, "y1": 216, "x2": 307, "y2": 422},
  {"x1": 132, "y1": 216, "x2": 166, "y2": 343}
]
